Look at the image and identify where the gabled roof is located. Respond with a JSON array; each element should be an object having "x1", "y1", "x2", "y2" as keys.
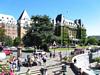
[{"x1": 18, "y1": 10, "x2": 30, "y2": 21}]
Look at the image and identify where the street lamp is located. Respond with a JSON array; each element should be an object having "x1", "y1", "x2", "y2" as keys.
[{"x1": 53, "y1": 41, "x2": 56, "y2": 57}]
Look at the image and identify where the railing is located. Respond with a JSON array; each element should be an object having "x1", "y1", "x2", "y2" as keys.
[{"x1": 72, "y1": 53, "x2": 95, "y2": 75}]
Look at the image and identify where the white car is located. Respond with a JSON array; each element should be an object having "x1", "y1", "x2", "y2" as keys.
[
  {"x1": 10, "y1": 46, "x2": 17, "y2": 51},
  {"x1": 35, "y1": 50, "x2": 46, "y2": 55},
  {"x1": 0, "y1": 52, "x2": 6, "y2": 60}
]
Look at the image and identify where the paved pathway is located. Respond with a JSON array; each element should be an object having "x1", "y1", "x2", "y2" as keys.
[{"x1": 15, "y1": 57, "x2": 75, "y2": 75}]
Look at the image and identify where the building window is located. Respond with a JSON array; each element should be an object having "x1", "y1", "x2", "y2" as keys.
[
  {"x1": 11, "y1": 18, "x2": 13, "y2": 20},
  {"x1": 2, "y1": 17, "x2": 4, "y2": 19},
  {"x1": 8, "y1": 26, "x2": 10, "y2": 28}
]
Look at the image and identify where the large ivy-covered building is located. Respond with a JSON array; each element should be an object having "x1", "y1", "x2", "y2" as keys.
[{"x1": 53, "y1": 14, "x2": 86, "y2": 45}]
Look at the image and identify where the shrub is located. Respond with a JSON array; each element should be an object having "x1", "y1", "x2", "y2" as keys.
[
  {"x1": 93, "y1": 57, "x2": 100, "y2": 63},
  {"x1": 22, "y1": 50, "x2": 33, "y2": 53}
]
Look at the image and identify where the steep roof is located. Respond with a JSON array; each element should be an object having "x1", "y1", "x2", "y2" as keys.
[{"x1": 18, "y1": 10, "x2": 30, "y2": 21}]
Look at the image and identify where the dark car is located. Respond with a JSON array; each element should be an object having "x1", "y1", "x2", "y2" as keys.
[{"x1": 71, "y1": 48, "x2": 84, "y2": 55}]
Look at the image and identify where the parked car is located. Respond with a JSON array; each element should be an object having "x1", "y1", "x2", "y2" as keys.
[
  {"x1": 71, "y1": 48, "x2": 84, "y2": 55},
  {"x1": 3, "y1": 48, "x2": 12, "y2": 55},
  {"x1": 10, "y1": 46, "x2": 17, "y2": 52},
  {"x1": 35, "y1": 50, "x2": 46, "y2": 55}
]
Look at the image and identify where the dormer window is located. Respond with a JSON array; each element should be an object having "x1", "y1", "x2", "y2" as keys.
[
  {"x1": 57, "y1": 21, "x2": 60, "y2": 24},
  {"x1": 2, "y1": 17, "x2": 4, "y2": 19},
  {"x1": 7, "y1": 17, "x2": 9, "y2": 19},
  {"x1": 11, "y1": 18, "x2": 13, "y2": 20}
]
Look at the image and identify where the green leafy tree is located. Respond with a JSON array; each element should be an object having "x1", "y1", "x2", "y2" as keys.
[
  {"x1": 4, "y1": 36, "x2": 13, "y2": 46},
  {"x1": 0, "y1": 28, "x2": 5, "y2": 43},
  {"x1": 87, "y1": 37, "x2": 98, "y2": 45},
  {"x1": 23, "y1": 15, "x2": 54, "y2": 50},
  {"x1": 13, "y1": 37, "x2": 21, "y2": 46},
  {"x1": 98, "y1": 40, "x2": 100, "y2": 46}
]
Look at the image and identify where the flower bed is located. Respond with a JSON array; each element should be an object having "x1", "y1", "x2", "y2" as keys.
[{"x1": 0, "y1": 64, "x2": 10, "y2": 72}]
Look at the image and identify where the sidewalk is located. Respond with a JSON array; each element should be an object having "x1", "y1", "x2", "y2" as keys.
[{"x1": 15, "y1": 58, "x2": 75, "y2": 75}]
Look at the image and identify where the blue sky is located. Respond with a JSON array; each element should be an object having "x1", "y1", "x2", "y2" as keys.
[{"x1": 0, "y1": 0, "x2": 100, "y2": 36}]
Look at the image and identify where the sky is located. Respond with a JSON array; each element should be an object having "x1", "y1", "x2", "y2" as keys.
[{"x1": 0, "y1": 0, "x2": 100, "y2": 36}]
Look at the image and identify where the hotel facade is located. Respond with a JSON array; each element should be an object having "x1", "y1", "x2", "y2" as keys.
[
  {"x1": 0, "y1": 12, "x2": 86, "y2": 46},
  {"x1": 0, "y1": 14, "x2": 17, "y2": 39},
  {"x1": 0, "y1": 10, "x2": 31, "y2": 40},
  {"x1": 53, "y1": 14, "x2": 86, "y2": 45}
]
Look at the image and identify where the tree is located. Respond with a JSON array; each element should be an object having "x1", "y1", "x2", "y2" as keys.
[
  {"x1": 3, "y1": 36, "x2": 13, "y2": 46},
  {"x1": 98, "y1": 40, "x2": 100, "y2": 46},
  {"x1": 0, "y1": 28, "x2": 5, "y2": 43},
  {"x1": 87, "y1": 37, "x2": 98, "y2": 45},
  {"x1": 13, "y1": 37, "x2": 21, "y2": 46},
  {"x1": 23, "y1": 15, "x2": 54, "y2": 49}
]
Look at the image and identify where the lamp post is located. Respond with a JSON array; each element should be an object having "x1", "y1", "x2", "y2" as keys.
[
  {"x1": 17, "y1": 44, "x2": 23, "y2": 58},
  {"x1": 53, "y1": 41, "x2": 56, "y2": 57}
]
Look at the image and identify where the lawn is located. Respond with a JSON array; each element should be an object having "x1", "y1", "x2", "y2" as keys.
[{"x1": 49, "y1": 45, "x2": 91, "y2": 51}]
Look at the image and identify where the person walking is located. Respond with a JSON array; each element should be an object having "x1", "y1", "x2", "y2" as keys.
[
  {"x1": 26, "y1": 69, "x2": 31, "y2": 75},
  {"x1": 17, "y1": 57, "x2": 21, "y2": 72},
  {"x1": 10, "y1": 69, "x2": 14, "y2": 75},
  {"x1": 27, "y1": 55, "x2": 31, "y2": 67},
  {"x1": 59, "y1": 52, "x2": 62, "y2": 61},
  {"x1": 50, "y1": 52, "x2": 52, "y2": 58},
  {"x1": 42, "y1": 56, "x2": 47, "y2": 66}
]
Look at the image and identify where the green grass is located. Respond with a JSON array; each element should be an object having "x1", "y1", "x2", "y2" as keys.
[{"x1": 49, "y1": 45, "x2": 91, "y2": 51}]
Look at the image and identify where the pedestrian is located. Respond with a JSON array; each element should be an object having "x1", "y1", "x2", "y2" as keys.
[
  {"x1": 27, "y1": 55, "x2": 31, "y2": 67},
  {"x1": 74, "y1": 59, "x2": 77, "y2": 63},
  {"x1": 17, "y1": 58, "x2": 21, "y2": 72},
  {"x1": 50, "y1": 52, "x2": 52, "y2": 58},
  {"x1": 53, "y1": 53, "x2": 55, "y2": 58},
  {"x1": 10, "y1": 69, "x2": 14, "y2": 75},
  {"x1": 42, "y1": 56, "x2": 47, "y2": 66},
  {"x1": 59, "y1": 52, "x2": 62, "y2": 61},
  {"x1": 26, "y1": 69, "x2": 31, "y2": 75}
]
